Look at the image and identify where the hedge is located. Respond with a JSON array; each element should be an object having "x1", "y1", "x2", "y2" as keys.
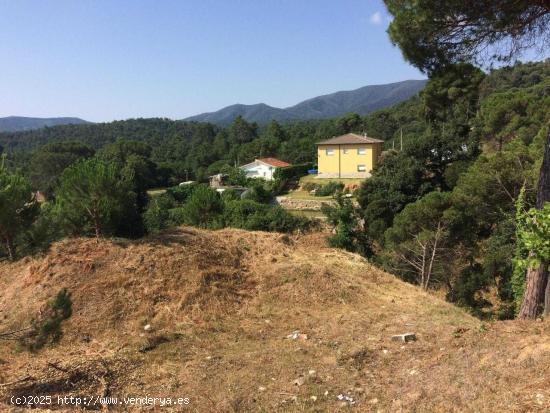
[{"x1": 273, "y1": 163, "x2": 313, "y2": 181}]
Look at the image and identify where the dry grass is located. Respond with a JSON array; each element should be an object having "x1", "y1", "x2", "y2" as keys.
[{"x1": 0, "y1": 227, "x2": 549, "y2": 412}]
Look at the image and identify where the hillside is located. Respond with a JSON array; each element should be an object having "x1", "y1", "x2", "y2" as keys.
[
  {"x1": 185, "y1": 80, "x2": 427, "y2": 125},
  {"x1": 1, "y1": 227, "x2": 548, "y2": 412},
  {"x1": 0, "y1": 116, "x2": 89, "y2": 132}
]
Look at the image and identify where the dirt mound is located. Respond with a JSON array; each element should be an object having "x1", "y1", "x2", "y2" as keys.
[{"x1": 0, "y1": 227, "x2": 549, "y2": 412}]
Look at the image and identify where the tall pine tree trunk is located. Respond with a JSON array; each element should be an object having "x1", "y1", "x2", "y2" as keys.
[
  {"x1": 518, "y1": 126, "x2": 550, "y2": 319},
  {"x1": 544, "y1": 277, "x2": 550, "y2": 317},
  {"x1": 519, "y1": 262, "x2": 548, "y2": 318}
]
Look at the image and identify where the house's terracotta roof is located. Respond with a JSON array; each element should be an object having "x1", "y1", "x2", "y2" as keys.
[
  {"x1": 317, "y1": 133, "x2": 384, "y2": 145},
  {"x1": 256, "y1": 158, "x2": 291, "y2": 167}
]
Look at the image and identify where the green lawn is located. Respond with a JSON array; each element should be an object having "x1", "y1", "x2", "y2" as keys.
[
  {"x1": 285, "y1": 190, "x2": 333, "y2": 200},
  {"x1": 287, "y1": 209, "x2": 327, "y2": 219},
  {"x1": 298, "y1": 175, "x2": 365, "y2": 186},
  {"x1": 147, "y1": 187, "x2": 168, "y2": 197}
]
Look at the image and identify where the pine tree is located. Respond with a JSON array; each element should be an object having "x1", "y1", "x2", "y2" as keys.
[
  {"x1": 0, "y1": 158, "x2": 39, "y2": 259},
  {"x1": 55, "y1": 158, "x2": 141, "y2": 239}
]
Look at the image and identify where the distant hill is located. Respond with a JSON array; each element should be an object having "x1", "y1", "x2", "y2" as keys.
[
  {"x1": 0, "y1": 116, "x2": 89, "y2": 132},
  {"x1": 185, "y1": 79, "x2": 427, "y2": 125}
]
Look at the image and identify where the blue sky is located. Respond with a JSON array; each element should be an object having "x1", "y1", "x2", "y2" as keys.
[{"x1": 0, "y1": 0, "x2": 425, "y2": 122}]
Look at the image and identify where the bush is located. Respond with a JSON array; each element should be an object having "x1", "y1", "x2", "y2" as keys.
[
  {"x1": 224, "y1": 200, "x2": 314, "y2": 233},
  {"x1": 257, "y1": 206, "x2": 313, "y2": 233},
  {"x1": 167, "y1": 207, "x2": 187, "y2": 226},
  {"x1": 224, "y1": 199, "x2": 266, "y2": 228},
  {"x1": 241, "y1": 182, "x2": 273, "y2": 203},
  {"x1": 220, "y1": 188, "x2": 242, "y2": 201},
  {"x1": 302, "y1": 182, "x2": 322, "y2": 192},
  {"x1": 166, "y1": 183, "x2": 198, "y2": 203},
  {"x1": 272, "y1": 163, "x2": 313, "y2": 195},
  {"x1": 322, "y1": 193, "x2": 370, "y2": 254},
  {"x1": 220, "y1": 165, "x2": 248, "y2": 186},
  {"x1": 20, "y1": 289, "x2": 72, "y2": 352},
  {"x1": 180, "y1": 185, "x2": 224, "y2": 228},
  {"x1": 143, "y1": 194, "x2": 176, "y2": 233},
  {"x1": 316, "y1": 181, "x2": 344, "y2": 196},
  {"x1": 16, "y1": 203, "x2": 63, "y2": 256},
  {"x1": 273, "y1": 163, "x2": 313, "y2": 181},
  {"x1": 147, "y1": 184, "x2": 313, "y2": 234}
]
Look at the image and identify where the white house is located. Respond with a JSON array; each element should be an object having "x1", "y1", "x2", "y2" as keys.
[{"x1": 239, "y1": 157, "x2": 291, "y2": 180}]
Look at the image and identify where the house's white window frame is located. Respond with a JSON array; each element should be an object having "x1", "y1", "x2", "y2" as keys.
[
  {"x1": 357, "y1": 147, "x2": 366, "y2": 155},
  {"x1": 326, "y1": 148, "x2": 335, "y2": 156},
  {"x1": 357, "y1": 164, "x2": 366, "y2": 172}
]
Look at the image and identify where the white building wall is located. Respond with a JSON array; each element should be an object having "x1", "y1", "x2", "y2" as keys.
[{"x1": 241, "y1": 162, "x2": 275, "y2": 180}]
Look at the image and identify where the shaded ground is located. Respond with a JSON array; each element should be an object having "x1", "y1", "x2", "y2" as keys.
[{"x1": 0, "y1": 228, "x2": 548, "y2": 412}]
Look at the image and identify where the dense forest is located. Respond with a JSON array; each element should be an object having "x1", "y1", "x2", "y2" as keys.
[
  {"x1": 355, "y1": 60, "x2": 549, "y2": 318},
  {"x1": 1, "y1": 59, "x2": 548, "y2": 319}
]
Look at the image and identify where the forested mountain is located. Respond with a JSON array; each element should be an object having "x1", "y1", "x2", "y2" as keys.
[
  {"x1": 0, "y1": 116, "x2": 89, "y2": 132},
  {"x1": 1, "y1": 62, "x2": 546, "y2": 189},
  {"x1": 1, "y1": 60, "x2": 548, "y2": 317},
  {"x1": 184, "y1": 79, "x2": 427, "y2": 124}
]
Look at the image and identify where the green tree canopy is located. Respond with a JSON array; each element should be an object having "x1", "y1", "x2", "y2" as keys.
[
  {"x1": 29, "y1": 141, "x2": 95, "y2": 199},
  {"x1": 385, "y1": 0, "x2": 550, "y2": 74},
  {"x1": 0, "y1": 162, "x2": 39, "y2": 259},
  {"x1": 55, "y1": 158, "x2": 143, "y2": 238}
]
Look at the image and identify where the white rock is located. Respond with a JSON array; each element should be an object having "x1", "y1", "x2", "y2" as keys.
[
  {"x1": 293, "y1": 376, "x2": 306, "y2": 386},
  {"x1": 143, "y1": 324, "x2": 151, "y2": 331},
  {"x1": 391, "y1": 332, "x2": 416, "y2": 342},
  {"x1": 258, "y1": 386, "x2": 266, "y2": 392}
]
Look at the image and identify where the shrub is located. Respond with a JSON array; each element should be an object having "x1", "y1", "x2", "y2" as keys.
[
  {"x1": 167, "y1": 207, "x2": 187, "y2": 226},
  {"x1": 16, "y1": 203, "x2": 63, "y2": 256},
  {"x1": 273, "y1": 163, "x2": 312, "y2": 181},
  {"x1": 143, "y1": 194, "x2": 176, "y2": 233},
  {"x1": 258, "y1": 206, "x2": 312, "y2": 233},
  {"x1": 316, "y1": 181, "x2": 344, "y2": 197},
  {"x1": 0, "y1": 164, "x2": 40, "y2": 260},
  {"x1": 322, "y1": 192, "x2": 370, "y2": 254},
  {"x1": 166, "y1": 183, "x2": 198, "y2": 203},
  {"x1": 221, "y1": 188, "x2": 242, "y2": 201},
  {"x1": 180, "y1": 185, "x2": 224, "y2": 228},
  {"x1": 20, "y1": 289, "x2": 72, "y2": 352},
  {"x1": 224, "y1": 199, "x2": 266, "y2": 228},
  {"x1": 224, "y1": 200, "x2": 314, "y2": 233},
  {"x1": 302, "y1": 182, "x2": 322, "y2": 192},
  {"x1": 241, "y1": 182, "x2": 273, "y2": 204},
  {"x1": 272, "y1": 163, "x2": 313, "y2": 194},
  {"x1": 220, "y1": 165, "x2": 248, "y2": 186}
]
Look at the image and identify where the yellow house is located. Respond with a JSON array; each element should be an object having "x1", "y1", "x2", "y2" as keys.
[{"x1": 317, "y1": 133, "x2": 384, "y2": 178}]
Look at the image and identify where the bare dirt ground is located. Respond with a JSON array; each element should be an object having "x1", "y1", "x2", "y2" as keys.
[{"x1": 0, "y1": 227, "x2": 549, "y2": 412}]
